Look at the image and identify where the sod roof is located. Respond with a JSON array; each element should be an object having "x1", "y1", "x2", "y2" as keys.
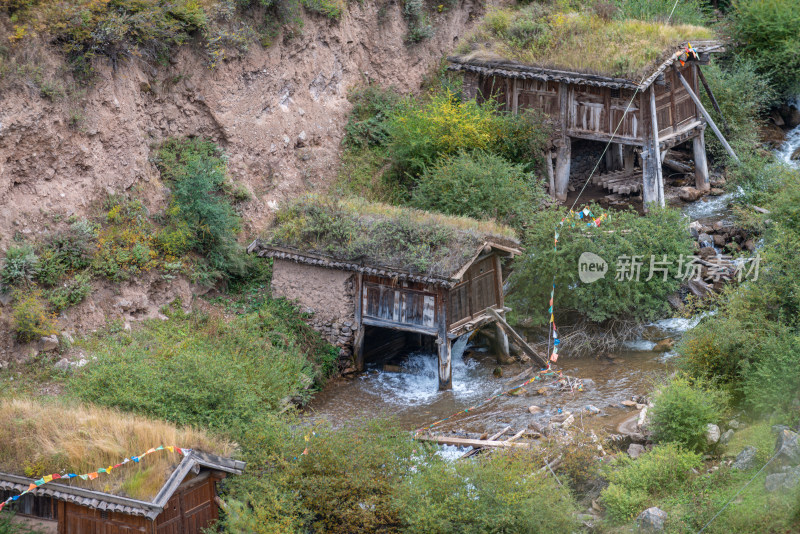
[
  {"x1": 257, "y1": 195, "x2": 520, "y2": 279},
  {"x1": 0, "y1": 399, "x2": 234, "y2": 502},
  {"x1": 451, "y1": 7, "x2": 716, "y2": 82}
]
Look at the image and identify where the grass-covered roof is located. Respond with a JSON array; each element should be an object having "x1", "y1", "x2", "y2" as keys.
[
  {"x1": 0, "y1": 399, "x2": 233, "y2": 501},
  {"x1": 262, "y1": 195, "x2": 519, "y2": 278},
  {"x1": 452, "y1": 5, "x2": 716, "y2": 80}
]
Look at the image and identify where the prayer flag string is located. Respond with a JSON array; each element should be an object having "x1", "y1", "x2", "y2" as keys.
[{"x1": 0, "y1": 446, "x2": 188, "y2": 513}]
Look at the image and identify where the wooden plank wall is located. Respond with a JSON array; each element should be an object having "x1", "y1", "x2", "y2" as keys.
[
  {"x1": 650, "y1": 63, "x2": 697, "y2": 137},
  {"x1": 362, "y1": 277, "x2": 437, "y2": 331},
  {"x1": 447, "y1": 255, "x2": 501, "y2": 329}
]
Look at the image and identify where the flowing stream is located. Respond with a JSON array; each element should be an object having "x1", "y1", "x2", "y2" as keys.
[{"x1": 307, "y1": 113, "x2": 800, "y2": 441}]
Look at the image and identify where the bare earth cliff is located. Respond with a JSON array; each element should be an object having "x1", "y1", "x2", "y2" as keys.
[{"x1": 0, "y1": 1, "x2": 483, "y2": 359}]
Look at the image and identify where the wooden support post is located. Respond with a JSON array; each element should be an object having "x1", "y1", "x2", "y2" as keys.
[
  {"x1": 353, "y1": 327, "x2": 365, "y2": 372},
  {"x1": 546, "y1": 150, "x2": 556, "y2": 200},
  {"x1": 648, "y1": 86, "x2": 665, "y2": 207},
  {"x1": 487, "y1": 308, "x2": 548, "y2": 368},
  {"x1": 495, "y1": 321, "x2": 510, "y2": 363},
  {"x1": 512, "y1": 78, "x2": 519, "y2": 115},
  {"x1": 437, "y1": 294, "x2": 451, "y2": 390},
  {"x1": 554, "y1": 142, "x2": 571, "y2": 201},
  {"x1": 623, "y1": 145, "x2": 636, "y2": 172},
  {"x1": 554, "y1": 82, "x2": 571, "y2": 202},
  {"x1": 611, "y1": 143, "x2": 623, "y2": 170},
  {"x1": 353, "y1": 272, "x2": 365, "y2": 371},
  {"x1": 674, "y1": 67, "x2": 739, "y2": 163},
  {"x1": 696, "y1": 65, "x2": 730, "y2": 135},
  {"x1": 693, "y1": 127, "x2": 710, "y2": 190},
  {"x1": 641, "y1": 149, "x2": 659, "y2": 213}
]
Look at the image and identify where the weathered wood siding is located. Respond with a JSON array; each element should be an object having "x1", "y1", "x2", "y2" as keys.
[
  {"x1": 448, "y1": 256, "x2": 501, "y2": 329},
  {"x1": 155, "y1": 476, "x2": 218, "y2": 534},
  {"x1": 61, "y1": 502, "x2": 149, "y2": 534},
  {"x1": 361, "y1": 276, "x2": 438, "y2": 333},
  {"x1": 475, "y1": 66, "x2": 699, "y2": 145}
]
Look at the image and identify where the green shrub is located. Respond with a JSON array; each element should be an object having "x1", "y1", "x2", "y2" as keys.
[
  {"x1": 600, "y1": 444, "x2": 702, "y2": 522},
  {"x1": 91, "y1": 197, "x2": 158, "y2": 281},
  {"x1": 301, "y1": 0, "x2": 344, "y2": 20},
  {"x1": 508, "y1": 205, "x2": 694, "y2": 325},
  {"x1": 70, "y1": 298, "x2": 337, "y2": 435},
  {"x1": 411, "y1": 151, "x2": 544, "y2": 230},
  {"x1": 1, "y1": 244, "x2": 38, "y2": 286},
  {"x1": 650, "y1": 376, "x2": 729, "y2": 451},
  {"x1": 387, "y1": 92, "x2": 549, "y2": 179},
  {"x1": 613, "y1": 0, "x2": 709, "y2": 26},
  {"x1": 344, "y1": 85, "x2": 401, "y2": 148},
  {"x1": 731, "y1": 0, "x2": 800, "y2": 98},
  {"x1": 698, "y1": 59, "x2": 774, "y2": 161},
  {"x1": 35, "y1": 220, "x2": 98, "y2": 286},
  {"x1": 12, "y1": 291, "x2": 57, "y2": 343},
  {"x1": 47, "y1": 273, "x2": 92, "y2": 312},
  {"x1": 403, "y1": 0, "x2": 433, "y2": 43},
  {"x1": 395, "y1": 449, "x2": 580, "y2": 533},
  {"x1": 154, "y1": 137, "x2": 246, "y2": 278}
]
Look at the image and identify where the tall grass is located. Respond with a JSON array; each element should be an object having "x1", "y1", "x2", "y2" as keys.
[{"x1": 0, "y1": 398, "x2": 232, "y2": 501}]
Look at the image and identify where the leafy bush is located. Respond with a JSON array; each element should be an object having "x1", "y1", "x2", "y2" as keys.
[
  {"x1": 650, "y1": 376, "x2": 729, "y2": 451},
  {"x1": 508, "y1": 205, "x2": 694, "y2": 325},
  {"x1": 403, "y1": 0, "x2": 433, "y2": 43},
  {"x1": 91, "y1": 197, "x2": 158, "y2": 281},
  {"x1": 698, "y1": 59, "x2": 774, "y2": 160},
  {"x1": 35, "y1": 219, "x2": 98, "y2": 286},
  {"x1": 1, "y1": 244, "x2": 38, "y2": 286},
  {"x1": 47, "y1": 273, "x2": 93, "y2": 312},
  {"x1": 301, "y1": 0, "x2": 344, "y2": 20},
  {"x1": 395, "y1": 449, "x2": 579, "y2": 533},
  {"x1": 154, "y1": 137, "x2": 246, "y2": 278},
  {"x1": 600, "y1": 444, "x2": 702, "y2": 522},
  {"x1": 70, "y1": 298, "x2": 337, "y2": 435},
  {"x1": 387, "y1": 92, "x2": 549, "y2": 179},
  {"x1": 731, "y1": 0, "x2": 800, "y2": 98},
  {"x1": 12, "y1": 291, "x2": 57, "y2": 343},
  {"x1": 344, "y1": 85, "x2": 401, "y2": 148},
  {"x1": 411, "y1": 151, "x2": 545, "y2": 230},
  {"x1": 613, "y1": 0, "x2": 709, "y2": 26},
  {"x1": 221, "y1": 418, "x2": 432, "y2": 534}
]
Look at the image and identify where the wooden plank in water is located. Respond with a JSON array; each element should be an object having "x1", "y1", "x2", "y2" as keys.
[
  {"x1": 461, "y1": 426, "x2": 511, "y2": 459},
  {"x1": 418, "y1": 435, "x2": 531, "y2": 448}
]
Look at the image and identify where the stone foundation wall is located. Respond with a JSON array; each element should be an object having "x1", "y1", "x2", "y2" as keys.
[
  {"x1": 271, "y1": 259, "x2": 356, "y2": 364},
  {"x1": 570, "y1": 139, "x2": 610, "y2": 181}
]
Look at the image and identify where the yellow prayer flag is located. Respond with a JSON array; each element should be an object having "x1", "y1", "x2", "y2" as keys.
[{"x1": 42, "y1": 475, "x2": 53, "y2": 483}]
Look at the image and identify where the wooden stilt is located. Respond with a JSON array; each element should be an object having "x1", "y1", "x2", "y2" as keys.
[
  {"x1": 546, "y1": 151, "x2": 556, "y2": 199},
  {"x1": 354, "y1": 327, "x2": 365, "y2": 371},
  {"x1": 641, "y1": 149, "x2": 659, "y2": 213},
  {"x1": 438, "y1": 335, "x2": 452, "y2": 390},
  {"x1": 611, "y1": 143, "x2": 623, "y2": 170},
  {"x1": 693, "y1": 128, "x2": 710, "y2": 190},
  {"x1": 495, "y1": 321, "x2": 510, "y2": 364},
  {"x1": 674, "y1": 67, "x2": 739, "y2": 163},
  {"x1": 554, "y1": 141, "x2": 571, "y2": 202},
  {"x1": 648, "y1": 86, "x2": 665, "y2": 207}
]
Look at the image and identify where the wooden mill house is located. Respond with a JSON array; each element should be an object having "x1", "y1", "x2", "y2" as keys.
[
  {"x1": 249, "y1": 197, "x2": 524, "y2": 389},
  {"x1": 448, "y1": 39, "x2": 734, "y2": 209}
]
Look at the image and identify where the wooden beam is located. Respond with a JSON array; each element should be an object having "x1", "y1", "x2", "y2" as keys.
[
  {"x1": 487, "y1": 308, "x2": 548, "y2": 367},
  {"x1": 693, "y1": 128, "x2": 710, "y2": 190},
  {"x1": 512, "y1": 78, "x2": 519, "y2": 114},
  {"x1": 460, "y1": 426, "x2": 511, "y2": 459},
  {"x1": 361, "y1": 315, "x2": 438, "y2": 336},
  {"x1": 648, "y1": 85, "x2": 665, "y2": 207},
  {"x1": 674, "y1": 67, "x2": 739, "y2": 163},
  {"x1": 546, "y1": 150, "x2": 556, "y2": 200},
  {"x1": 417, "y1": 435, "x2": 531, "y2": 448},
  {"x1": 437, "y1": 293, "x2": 452, "y2": 390},
  {"x1": 696, "y1": 65, "x2": 730, "y2": 136}
]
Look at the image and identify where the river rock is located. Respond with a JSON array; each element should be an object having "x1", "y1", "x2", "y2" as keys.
[
  {"x1": 680, "y1": 186, "x2": 705, "y2": 202},
  {"x1": 561, "y1": 414, "x2": 575, "y2": 429},
  {"x1": 689, "y1": 220, "x2": 703, "y2": 237},
  {"x1": 775, "y1": 429, "x2": 800, "y2": 467},
  {"x1": 706, "y1": 424, "x2": 721, "y2": 445},
  {"x1": 628, "y1": 443, "x2": 646, "y2": 459},
  {"x1": 528, "y1": 405, "x2": 542, "y2": 414},
  {"x1": 581, "y1": 378, "x2": 596, "y2": 391},
  {"x1": 713, "y1": 234, "x2": 727, "y2": 248},
  {"x1": 493, "y1": 367, "x2": 503, "y2": 378},
  {"x1": 709, "y1": 188, "x2": 725, "y2": 196},
  {"x1": 551, "y1": 412, "x2": 572, "y2": 423},
  {"x1": 636, "y1": 507, "x2": 667, "y2": 532},
  {"x1": 698, "y1": 247, "x2": 717, "y2": 259},
  {"x1": 744, "y1": 239, "x2": 756, "y2": 252},
  {"x1": 765, "y1": 466, "x2": 800, "y2": 492},
  {"x1": 697, "y1": 233, "x2": 713, "y2": 247},
  {"x1": 720, "y1": 429, "x2": 735, "y2": 445},
  {"x1": 39, "y1": 335, "x2": 59, "y2": 352},
  {"x1": 622, "y1": 400, "x2": 638, "y2": 407},
  {"x1": 653, "y1": 338, "x2": 674, "y2": 352},
  {"x1": 732, "y1": 446, "x2": 758, "y2": 470},
  {"x1": 780, "y1": 103, "x2": 800, "y2": 128},
  {"x1": 791, "y1": 147, "x2": 800, "y2": 161}
]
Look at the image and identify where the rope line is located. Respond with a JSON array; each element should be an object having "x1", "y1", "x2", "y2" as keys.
[{"x1": 696, "y1": 451, "x2": 780, "y2": 534}]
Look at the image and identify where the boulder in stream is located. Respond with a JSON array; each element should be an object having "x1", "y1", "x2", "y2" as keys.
[{"x1": 680, "y1": 186, "x2": 705, "y2": 202}]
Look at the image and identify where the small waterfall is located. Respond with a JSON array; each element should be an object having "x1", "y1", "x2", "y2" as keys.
[{"x1": 778, "y1": 124, "x2": 800, "y2": 168}]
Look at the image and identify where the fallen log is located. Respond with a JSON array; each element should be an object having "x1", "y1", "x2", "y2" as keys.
[
  {"x1": 418, "y1": 435, "x2": 531, "y2": 449},
  {"x1": 460, "y1": 426, "x2": 510, "y2": 459}
]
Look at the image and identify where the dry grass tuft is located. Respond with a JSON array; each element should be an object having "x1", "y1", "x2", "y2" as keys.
[
  {"x1": 455, "y1": 7, "x2": 715, "y2": 80},
  {"x1": 0, "y1": 399, "x2": 234, "y2": 501}
]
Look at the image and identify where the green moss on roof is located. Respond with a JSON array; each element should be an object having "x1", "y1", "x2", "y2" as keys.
[
  {"x1": 263, "y1": 195, "x2": 519, "y2": 278},
  {"x1": 454, "y1": 6, "x2": 715, "y2": 80}
]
